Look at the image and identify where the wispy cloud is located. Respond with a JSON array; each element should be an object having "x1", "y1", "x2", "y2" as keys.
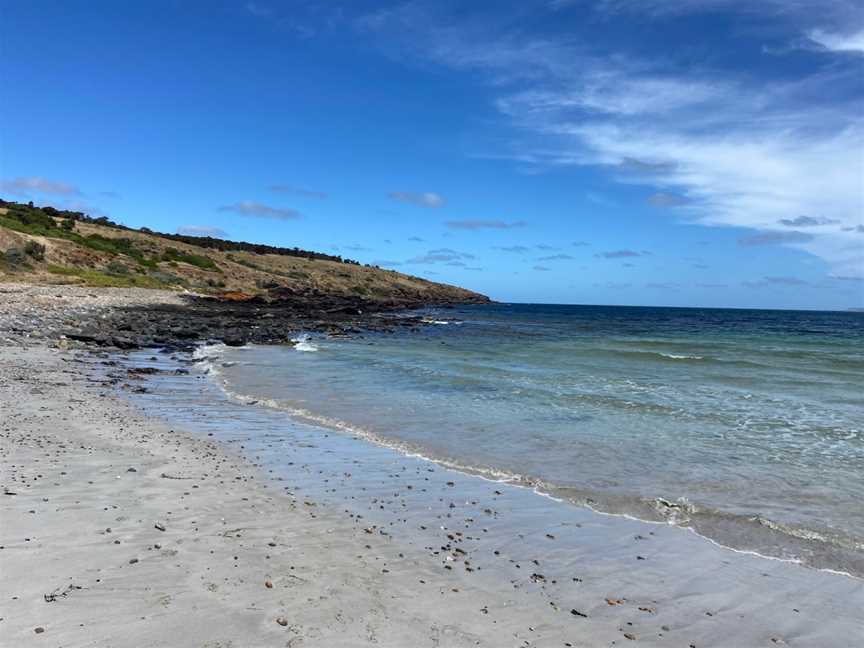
[
  {"x1": 0, "y1": 176, "x2": 80, "y2": 196},
  {"x1": 596, "y1": 249, "x2": 648, "y2": 258},
  {"x1": 408, "y1": 236, "x2": 425, "y2": 242},
  {"x1": 406, "y1": 248, "x2": 475, "y2": 264},
  {"x1": 359, "y1": 2, "x2": 864, "y2": 277},
  {"x1": 494, "y1": 245, "x2": 531, "y2": 253},
  {"x1": 778, "y1": 215, "x2": 839, "y2": 227},
  {"x1": 807, "y1": 28, "x2": 864, "y2": 54},
  {"x1": 647, "y1": 192, "x2": 689, "y2": 207},
  {"x1": 246, "y1": 2, "x2": 272, "y2": 18},
  {"x1": 646, "y1": 282, "x2": 680, "y2": 290},
  {"x1": 537, "y1": 254, "x2": 574, "y2": 261},
  {"x1": 744, "y1": 275, "x2": 810, "y2": 287},
  {"x1": 533, "y1": 265, "x2": 551, "y2": 271},
  {"x1": 738, "y1": 231, "x2": 814, "y2": 246},
  {"x1": 446, "y1": 219, "x2": 526, "y2": 230},
  {"x1": 218, "y1": 201, "x2": 300, "y2": 220},
  {"x1": 389, "y1": 191, "x2": 445, "y2": 208},
  {"x1": 269, "y1": 184, "x2": 327, "y2": 199},
  {"x1": 177, "y1": 225, "x2": 228, "y2": 237}
]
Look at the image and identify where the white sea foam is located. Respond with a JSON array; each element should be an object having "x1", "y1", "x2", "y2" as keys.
[
  {"x1": 421, "y1": 318, "x2": 462, "y2": 325},
  {"x1": 291, "y1": 334, "x2": 319, "y2": 352},
  {"x1": 192, "y1": 342, "x2": 229, "y2": 375}
]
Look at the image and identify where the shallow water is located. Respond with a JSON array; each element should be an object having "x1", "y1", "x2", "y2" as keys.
[{"x1": 203, "y1": 304, "x2": 863, "y2": 574}]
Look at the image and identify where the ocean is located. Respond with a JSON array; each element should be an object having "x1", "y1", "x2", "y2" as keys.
[{"x1": 195, "y1": 304, "x2": 864, "y2": 575}]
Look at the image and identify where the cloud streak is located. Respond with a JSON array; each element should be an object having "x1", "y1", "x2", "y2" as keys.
[
  {"x1": 738, "y1": 231, "x2": 814, "y2": 246},
  {"x1": 596, "y1": 249, "x2": 647, "y2": 258},
  {"x1": 388, "y1": 191, "x2": 445, "y2": 208},
  {"x1": 446, "y1": 219, "x2": 526, "y2": 230},
  {"x1": 177, "y1": 225, "x2": 228, "y2": 237},
  {"x1": 0, "y1": 176, "x2": 80, "y2": 196},
  {"x1": 218, "y1": 201, "x2": 300, "y2": 220},
  {"x1": 269, "y1": 184, "x2": 327, "y2": 199},
  {"x1": 807, "y1": 28, "x2": 864, "y2": 54},
  {"x1": 405, "y1": 248, "x2": 475, "y2": 264}
]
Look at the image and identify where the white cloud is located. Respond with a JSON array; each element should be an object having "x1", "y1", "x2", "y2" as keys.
[
  {"x1": 359, "y1": 2, "x2": 864, "y2": 277},
  {"x1": 0, "y1": 176, "x2": 80, "y2": 196},
  {"x1": 177, "y1": 225, "x2": 228, "y2": 238},
  {"x1": 269, "y1": 184, "x2": 327, "y2": 199},
  {"x1": 246, "y1": 2, "x2": 272, "y2": 18},
  {"x1": 807, "y1": 28, "x2": 864, "y2": 53},
  {"x1": 446, "y1": 219, "x2": 526, "y2": 230},
  {"x1": 405, "y1": 248, "x2": 475, "y2": 264},
  {"x1": 218, "y1": 201, "x2": 300, "y2": 220},
  {"x1": 388, "y1": 191, "x2": 445, "y2": 208}
]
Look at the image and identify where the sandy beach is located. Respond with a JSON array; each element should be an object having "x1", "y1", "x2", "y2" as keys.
[{"x1": 1, "y1": 288, "x2": 863, "y2": 647}]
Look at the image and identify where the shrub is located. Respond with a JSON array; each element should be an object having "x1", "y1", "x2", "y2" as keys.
[
  {"x1": 4, "y1": 247, "x2": 25, "y2": 267},
  {"x1": 106, "y1": 260, "x2": 130, "y2": 275},
  {"x1": 161, "y1": 247, "x2": 220, "y2": 271},
  {"x1": 149, "y1": 270, "x2": 185, "y2": 285},
  {"x1": 24, "y1": 240, "x2": 46, "y2": 260}
]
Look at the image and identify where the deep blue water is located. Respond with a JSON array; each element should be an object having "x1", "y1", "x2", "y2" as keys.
[{"x1": 202, "y1": 304, "x2": 864, "y2": 574}]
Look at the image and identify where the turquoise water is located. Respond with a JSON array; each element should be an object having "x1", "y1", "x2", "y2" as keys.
[{"x1": 204, "y1": 304, "x2": 864, "y2": 574}]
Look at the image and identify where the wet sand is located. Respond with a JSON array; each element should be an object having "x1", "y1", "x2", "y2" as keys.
[{"x1": 2, "y1": 344, "x2": 863, "y2": 647}]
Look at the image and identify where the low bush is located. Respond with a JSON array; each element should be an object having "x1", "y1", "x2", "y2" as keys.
[
  {"x1": 24, "y1": 240, "x2": 46, "y2": 260},
  {"x1": 161, "y1": 247, "x2": 220, "y2": 271},
  {"x1": 105, "y1": 260, "x2": 130, "y2": 275},
  {"x1": 4, "y1": 247, "x2": 26, "y2": 268}
]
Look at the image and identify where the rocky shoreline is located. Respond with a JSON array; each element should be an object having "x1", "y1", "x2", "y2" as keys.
[{"x1": 0, "y1": 283, "x2": 478, "y2": 351}]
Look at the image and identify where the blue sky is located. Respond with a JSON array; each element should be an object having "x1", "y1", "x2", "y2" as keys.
[{"x1": 1, "y1": 0, "x2": 862, "y2": 309}]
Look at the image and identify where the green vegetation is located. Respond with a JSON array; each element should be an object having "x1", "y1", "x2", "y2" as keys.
[
  {"x1": 3, "y1": 247, "x2": 28, "y2": 270},
  {"x1": 24, "y1": 240, "x2": 46, "y2": 261},
  {"x1": 161, "y1": 247, "x2": 220, "y2": 271},
  {"x1": 0, "y1": 202, "x2": 158, "y2": 268},
  {"x1": 47, "y1": 264, "x2": 173, "y2": 288},
  {"x1": 1, "y1": 198, "x2": 361, "y2": 265},
  {"x1": 0, "y1": 198, "x2": 485, "y2": 303}
]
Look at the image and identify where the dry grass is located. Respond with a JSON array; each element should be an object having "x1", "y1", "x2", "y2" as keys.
[{"x1": 1, "y1": 219, "x2": 485, "y2": 303}]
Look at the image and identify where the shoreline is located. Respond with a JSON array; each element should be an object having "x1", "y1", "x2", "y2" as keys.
[
  {"x1": 199, "y1": 337, "x2": 864, "y2": 579},
  {"x1": 2, "y1": 286, "x2": 863, "y2": 646}
]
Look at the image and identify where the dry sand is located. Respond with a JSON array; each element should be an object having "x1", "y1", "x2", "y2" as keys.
[{"x1": 1, "y1": 288, "x2": 862, "y2": 647}]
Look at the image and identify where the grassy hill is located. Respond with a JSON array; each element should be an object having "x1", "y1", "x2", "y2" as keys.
[{"x1": 0, "y1": 199, "x2": 488, "y2": 305}]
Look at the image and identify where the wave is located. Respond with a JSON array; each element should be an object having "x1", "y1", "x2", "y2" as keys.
[
  {"x1": 585, "y1": 347, "x2": 709, "y2": 363},
  {"x1": 291, "y1": 334, "x2": 319, "y2": 352},
  {"x1": 421, "y1": 318, "x2": 463, "y2": 325}
]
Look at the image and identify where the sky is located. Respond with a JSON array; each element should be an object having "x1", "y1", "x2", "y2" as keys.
[{"x1": 1, "y1": 0, "x2": 863, "y2": 310}]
